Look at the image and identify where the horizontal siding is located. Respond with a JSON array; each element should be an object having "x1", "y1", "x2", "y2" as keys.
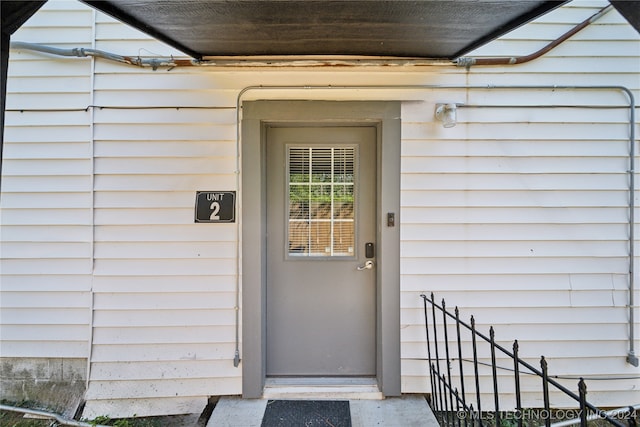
[
  {"x1": 92, "y1": 326, "x2": 235, "y2": 345},
  {"x1": 93, "y1": 293, "x2": 236, "y2": 310},
  {"x1": 402, "y1": 240, "x2": 627, "y2": 258},
  {"x1": 82, "y1": 397, "x2": 209, "y2": 419},
  {"x1": 400, "y1": 173, "x2": 628, "y2": 191},
  {"x1": 1, "y1": 225, "x2": 92, "y2": 242},
  {"x1": 94, "y1": 242, "x2": 235, "y2": 258},
  {"x1": 401, "y1": 273, "x2": 628, "y2": 291},
  {"x1": 92, "y1": 309, "x2": 234, "y2": 327},
  {"x1": 1, "y1": 0, "x2": 93, "y2": 361},
  {"x1": 402, "y1": 156, "x2": 629, "y2": 173},
  {"x1": 1, "y1": 192, "x2": 92, "y2": 208},
  {"x1": 89, "y1": 360, "x2": 238, "y2": 381},
  {"x1": 1, "y1": 308, "x2": 90, "y2": 325},
  {"x1": 94, "y1": 225, "x2": 236, "y2": 242},
  {"x1": 90, "y1": 343, "x2": 237, "y2": 363},
  {"x1": 94, "y1": 140, "x2": 236, "y2": 157},
  {"x1": 401, "y1": 207, "x2": 627, "y2": 224},
  {"x1": 0, "y1": 275, "x2": 92, "y2": 293},
  {"x1": 0, "y1": 342, "x2": 89, "y2": 358},
  {"x1": 84, "y1": 377, "x2": 240, "y2": 401},
  {"x1": 401, "y1": 190, "x2": 628, "y2": 207},
  {"x1": 93, "y1": 259, "x2": 234, "y2": 276},
  {"x1": 398, "y1": 0, "x2": 640, "y2": 409},
  {"x1": 87, "y1": 7, "x2": 243, "y2": 408},
  {"x1": 2, "y1": 0, "x2": 639, "y2": 416},
  {"x1": 4, "y1": 125, "x2": 92, "y2": 143},
  {"x1": 2, "y1": 209, "x2": 92, "y2": 225},
  {"x1": 94, "y1": 11, "x2": 187, "y2": 58},
  {"x1": 472, "y1": 1, "x2": 639, "y2": 56},
  {"x1": 400, "y1": 336, "x2": 630, "y2": 359},
  {"x1": 2, "y1": 242, "x2": 91, "y2": 258},
  {"x1": 0, "y1": 291, "x2": 90, "y2": 308},
  {"x1": 92, "y1": 276, "x2": 236, "y2": 293},
  {"x1": 399, "y1": 85, "x2": 637, "y2": 405}
]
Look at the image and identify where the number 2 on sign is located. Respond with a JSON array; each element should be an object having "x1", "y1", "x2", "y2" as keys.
[{"x1": 210, "y1": 201, "x2": 220, "y2": 220}]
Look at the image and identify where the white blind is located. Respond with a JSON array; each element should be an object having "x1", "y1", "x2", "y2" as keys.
[{"x1": 288, "y1": 146, "x2": 356, "y2": 257}]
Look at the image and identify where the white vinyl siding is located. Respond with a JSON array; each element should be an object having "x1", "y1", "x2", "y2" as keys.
[
  {"x1": 77, "y1": 7, "x2": 241, "y2": 416},
  {"x1": 399, "y1": 1, "x2": 640, "y2": 407},
  {"x1": 1, "y1": 0, "x2": 94, "y2": 359},
  {"x1": 2, "y1": 0, "x2": 638, "y2": 417}
]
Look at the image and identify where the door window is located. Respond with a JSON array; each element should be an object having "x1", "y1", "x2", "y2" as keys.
[{"x1": 287, "y1": 145, "x2": 356, "y2": 257}]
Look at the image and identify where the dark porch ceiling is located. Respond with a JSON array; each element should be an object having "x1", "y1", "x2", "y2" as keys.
[{"x1": 82, "y1": 1, "x2": 569, "y2": 60}]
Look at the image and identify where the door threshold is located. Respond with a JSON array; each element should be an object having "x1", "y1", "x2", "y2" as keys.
[{"x1": 263, "y1": 377, "x2": 383, "y2": 400}]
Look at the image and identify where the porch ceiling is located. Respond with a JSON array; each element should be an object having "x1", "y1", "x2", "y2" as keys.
[{"x1": 81, "y1": 0, "x2": 568, "y2": 60}]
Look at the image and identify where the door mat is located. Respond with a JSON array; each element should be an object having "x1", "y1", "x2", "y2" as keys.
[{"x1": 261, "y1": 400, "x2": 351, "y2": 427}]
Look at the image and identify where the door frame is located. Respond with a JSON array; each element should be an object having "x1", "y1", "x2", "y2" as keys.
[{"x1": 241, "y1": 101, "x2": 401, "y2": 398}]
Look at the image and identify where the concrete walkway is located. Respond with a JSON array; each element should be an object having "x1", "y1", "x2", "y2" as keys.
[{"x1": 207, "y1": 395, "x2": 439, "y2": 427}]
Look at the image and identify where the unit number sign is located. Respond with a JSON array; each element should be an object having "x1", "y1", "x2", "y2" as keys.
[{"x1": 195, "y1": 191, "x2": 236, "y2": 223}]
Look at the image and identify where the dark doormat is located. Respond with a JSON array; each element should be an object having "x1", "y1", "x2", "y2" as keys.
[{"x1": 261, "y1": 400, "x2": 352, "y2": 427}]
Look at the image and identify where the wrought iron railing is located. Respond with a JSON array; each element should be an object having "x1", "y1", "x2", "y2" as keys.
[{"x1": 420, "y1": 293, "x2": 637, "y2": 427}]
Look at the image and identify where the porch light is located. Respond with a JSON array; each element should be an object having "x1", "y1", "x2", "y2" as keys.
[{"x1": 435, "y1": 103, "x2": 457, "y2": 128}]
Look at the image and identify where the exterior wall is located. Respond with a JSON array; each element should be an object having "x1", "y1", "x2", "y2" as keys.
[
  {"x1": 402, "y1": 1, "x2": 640, "y2": 407},
  {"x1": 1, "y1": 0, "x2": 93, "y2": 413},
  {"x1": 83, "y1": 5, "x2": 240, "y2": 417},
  {"x1": 1, "y1": 0, "x2": 638, "y2": 418}
]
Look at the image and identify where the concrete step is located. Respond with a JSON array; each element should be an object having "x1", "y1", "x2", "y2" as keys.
[
  {"x1": 263, "y1": 377, "x2": 384, "y2": 400},
  {"x1": 207, "y1": 394, "x2": 439, "y2": 427}
]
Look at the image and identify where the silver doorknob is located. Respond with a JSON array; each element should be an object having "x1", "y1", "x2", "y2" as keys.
[{"x1": 357, "y1": 260, "x2": 374, "y2": 271}]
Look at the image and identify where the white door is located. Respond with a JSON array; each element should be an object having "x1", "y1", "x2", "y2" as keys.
[{"x1": 266, "y1": 126, "x2": 377, "y2": 376}]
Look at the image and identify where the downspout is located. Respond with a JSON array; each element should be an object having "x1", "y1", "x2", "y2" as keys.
[
  {"x1": 455, "y1": 5, "x2": 613, "y2": 68},
  {"x1": 235, "y1": 84, "x2": 637, "y2": 367}
]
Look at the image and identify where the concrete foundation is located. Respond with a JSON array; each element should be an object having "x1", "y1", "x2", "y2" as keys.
[{"x1": 0, "y1": 357, "x2": 86, "y2": 417}]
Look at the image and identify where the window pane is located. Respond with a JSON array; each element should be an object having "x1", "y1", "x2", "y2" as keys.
[
  {"x1": 309, "y1": 221, "x2": 331, "y2": 255},
  {"x1": 289, "y1": 185, "x2": 309, "y2": 219},
  {"x1": 289, "y1": 148, "x2": 309, "y2": 181},
  {"x1": 333, "y1": 221, "x2": 355, "y2": 255},
  {"x1": 310, "y1": 185, "x2": 332, "y2": 219},
  {"x1": 311, "y1": 148, "x2": 332, "y2": 183},
  {"x1": 333, "y1": 185, "x2": 354, "y2": 219},
  {"x1": 287, "y1": 146, "x2": 356, "y2": 257}
]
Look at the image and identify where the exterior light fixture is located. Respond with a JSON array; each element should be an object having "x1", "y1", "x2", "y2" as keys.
[{"x1": 435, "y1": 103, "x2": 457, "y2": 128}]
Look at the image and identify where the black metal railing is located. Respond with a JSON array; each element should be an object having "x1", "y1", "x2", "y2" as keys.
[{"x1": 421, "y1": 293, "x2": 637, "y2": 427}]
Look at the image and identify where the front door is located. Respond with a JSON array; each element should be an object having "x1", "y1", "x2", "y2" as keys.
[{"x1": 266, "y1": 126, "x2": 377, "y2": 377}]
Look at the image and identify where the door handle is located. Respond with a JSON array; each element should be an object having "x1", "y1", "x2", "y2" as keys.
[{"x1": 357, "y1": 260, "x2": 374, "y2": 271}]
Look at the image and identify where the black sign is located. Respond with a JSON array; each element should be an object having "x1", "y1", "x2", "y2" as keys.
[{"x1": 195, "y1": 191, "x2": 236, "y2": 223}]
